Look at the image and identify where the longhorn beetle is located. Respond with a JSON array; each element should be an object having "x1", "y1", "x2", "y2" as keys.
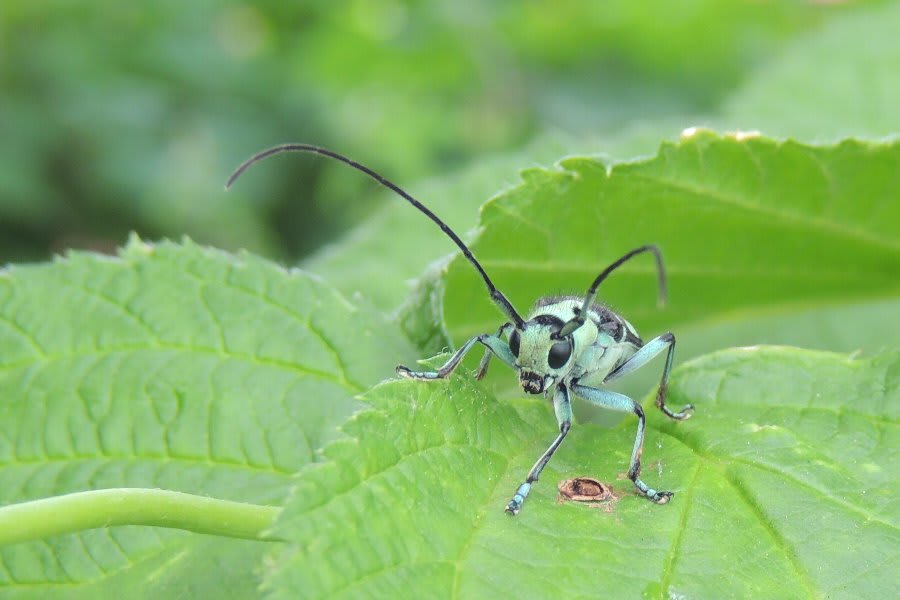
[{"x1": 227, "y1": 144, "x2": 694, "y2": 515}]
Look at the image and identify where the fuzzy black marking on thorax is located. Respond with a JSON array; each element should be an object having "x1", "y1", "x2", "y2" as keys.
[
  {"x1": 530, "y1": 313, "x2": 565, "y2": 329},
  {"x1": 533, "y1": 295, "x2": 643, "y2": 347}
]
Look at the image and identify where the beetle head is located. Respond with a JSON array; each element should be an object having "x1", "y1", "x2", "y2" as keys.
[{"x1": 508, "y1": 314, "x2": 575, "y2": 395}]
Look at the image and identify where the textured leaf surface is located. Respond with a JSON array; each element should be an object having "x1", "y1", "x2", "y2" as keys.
[
  {"x1": 267, "y1": 347, "x2": 898, "y2": 599},
  {"x1": 0, "y1": 239, "x2": 415, "y2": 598},
  {"x1": 416, "y1": 133, "x2": 899, "y2": 395}
]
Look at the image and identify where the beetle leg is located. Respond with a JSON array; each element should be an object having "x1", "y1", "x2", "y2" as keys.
[
  {"x1": 397, "y1": 331, "x2": 516, "y2": 380},
  {"x1": 570, "y1": 381, "x2": 673, "y2": 504},
  {"x1": 505, "y1": 384, "x2": 572, "y2": 515},
  {"x1": 475, "y1": 323, "x2": 514, "y2": 380},
  {"x1": 604, "y1": 332, "x2": 693, "y2": 420}
]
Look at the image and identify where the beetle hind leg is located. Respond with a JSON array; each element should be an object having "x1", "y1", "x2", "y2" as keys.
[
  {"x1": 570, "y1": 381, "x2": 675, "y2": 504},
  {"x1": 605, "y1": 332, "x2": 694, "y2": 421}
]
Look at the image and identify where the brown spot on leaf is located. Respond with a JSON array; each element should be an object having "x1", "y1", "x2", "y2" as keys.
[{"x1": 557, "y1": 477, "x2": 619, "y2": 512}]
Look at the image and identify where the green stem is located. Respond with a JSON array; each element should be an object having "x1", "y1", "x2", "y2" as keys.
[{"x1": 0, "y1": 488, "x2": 284, "y2": 546}]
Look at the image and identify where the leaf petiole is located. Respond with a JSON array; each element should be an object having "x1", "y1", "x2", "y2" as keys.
[{"x1": 0, "y1": 488, "x2": 284, "y2": 546}]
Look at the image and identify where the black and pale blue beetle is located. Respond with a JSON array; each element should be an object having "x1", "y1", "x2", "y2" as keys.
[{"x1": 228, "y1": 145, "x2": 694, "y2": 515}]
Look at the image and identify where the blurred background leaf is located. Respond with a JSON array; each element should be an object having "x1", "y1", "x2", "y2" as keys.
[
  {"x1": 719, "y1": 1, "x2": 900, "y2": 140},
  {"x1": 2, "y1": 0, "x2": 892, "y2": 265}
]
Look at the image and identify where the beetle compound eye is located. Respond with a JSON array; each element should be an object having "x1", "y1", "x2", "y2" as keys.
[
  {"x1": 547, "y1": 339, "x2": 572, "y2": 369},
  {"x1": 509, "y1": 330, "x2": 520, "y2": 357}
]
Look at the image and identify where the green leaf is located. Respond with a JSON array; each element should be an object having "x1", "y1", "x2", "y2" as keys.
[
  {"x1": 266, "y1": 347, "x2": 898, "y2": 599},
  {"x1": 408, "y1": 133, "x2": 899, "y2": 398},
  {"x1": 0, "y1": 238, "x2": 415, "y2": 598}
]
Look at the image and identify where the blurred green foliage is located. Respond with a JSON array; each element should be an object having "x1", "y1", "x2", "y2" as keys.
[{"x1": 0, "y1": 0, "x2": 887, "y2": 264}]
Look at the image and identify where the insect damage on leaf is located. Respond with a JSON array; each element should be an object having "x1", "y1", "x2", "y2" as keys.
[{"x1": 557, "y1": 477, "x2": 619, "y2": 512}]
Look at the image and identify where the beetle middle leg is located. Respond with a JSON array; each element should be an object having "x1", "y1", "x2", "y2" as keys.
[
  {"x1": 475, "y1": 323, "x2": 514, "y2": 380},
  {"x1": 570, "y1": 380, "x2": 673, "y2": 504}
]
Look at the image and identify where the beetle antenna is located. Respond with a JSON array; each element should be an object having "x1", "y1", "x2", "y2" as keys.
[
  {"x1": 557, "y1": 245, "x2": 667, "y2": 338},
  {"x1": 227, "y1": 144, "x2": 526, "y2": 329}
]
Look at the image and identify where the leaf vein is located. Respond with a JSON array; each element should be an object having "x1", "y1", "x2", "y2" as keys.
[
  {"x1": 649, "y1": 417, "x2": 895, "y2": 530},
  {"x1": 199, "y1": 283, "x2": 228, "y2": 352},
  {"x1": 656, "y1": 460, "x2": 703, "y2": 598},
  {"x1": 723, "y1": 469, "x2": 820, "y2": 598},
  {"x1": 479, "y1": 259, "x2": 894, "y2": 280},
  {"x1": 629, "y1": 171, "x2": 899, "y2": 252},
  {"x1": 61, "y1": 277, "x2": 160, "y2": 342},
  {"x1": 724, "y1": 456, "x2": 895, "y2": 531},
  {"x1": 0, "y1": 345, "x2": 353, "y2": 390},
  {"x1": 2, "y1": 454, "x2": 296, "y2": 477},
  {"x1": 0, "y1": 313, "x2": 47, "y2": 357}
]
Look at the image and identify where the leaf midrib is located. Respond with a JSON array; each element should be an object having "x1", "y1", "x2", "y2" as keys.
[
  {"x1": 478, "y1": 260, "x2": 898, "y2": 281},
  {"x1": 0, "y1": 344, "x2": 360, "y2": 391},
  {"x1": 656, "y1": 460, "x2": 703, "y2": 599},
  {"x1": 450, "y1": 401, "x2": 551, "y2": 599},
  {"x1": 630, "y1": 170, "x2": 899, "y2": 252},
  {"x1": 0, "y1": 527, "x2": 172, "y2": 589},
  {"x1": 660, "y1": 424, "x2": 895, "y2": 529},
  {"x1": 448, "y1": 294, "x2": 900, "y2": 344},
  {"x1": 1, "y1": 453, "x2": 296, "y2": 478},
  {"x1": 4, "y1": 259, "x2": 363, "y2": 391},
  {"x1": 648, "y1": 428, "x2": 821, "y2": 598}
]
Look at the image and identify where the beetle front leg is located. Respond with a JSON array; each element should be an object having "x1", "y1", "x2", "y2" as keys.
[
  {"x1": 397, "y1": 331, "x2": 516, "y2": 381},
  {"x1": 506, "y1": 384, "x2": 572, "y2": 515}
]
